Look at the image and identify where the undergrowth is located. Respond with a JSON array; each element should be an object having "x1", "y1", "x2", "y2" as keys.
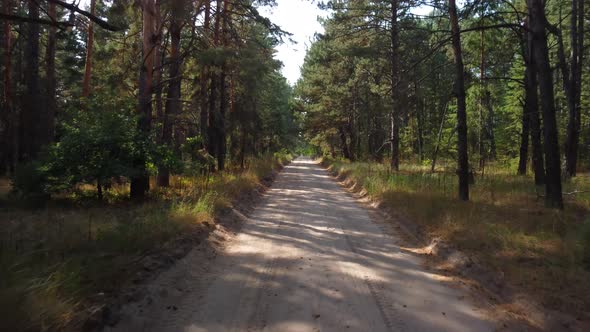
[
  {"x1": 322, "y1": 156, "x2": 590, "y2": 317},
  {"x1": 0, "y1": 153, "x2": 292, "y2": 331}
]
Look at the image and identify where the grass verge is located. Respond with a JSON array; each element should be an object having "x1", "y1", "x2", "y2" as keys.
[
  {"x1": 0, "y1": 153, "x2": 292, "y2": 331},
  {"x1": 321, "y1": 157, "x2": 590, "y2": 320}
]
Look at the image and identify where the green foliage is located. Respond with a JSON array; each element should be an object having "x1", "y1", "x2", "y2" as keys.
[
  {"x1": 181, "y1": 136, "x2": 215, "y2": 175},
  {"x1": 11, "y1": 97, "x2": 157, "y2": 199},
  {"x1": 48, "y1": 106, "x2": 139, "y2": 190},
  {"x1": 11, "y1": 161, "x2": 51, "y2": 203}
]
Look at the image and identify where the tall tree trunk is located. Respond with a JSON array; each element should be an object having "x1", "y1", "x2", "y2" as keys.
[
  {"x1": 200, "y1": 1, "x2": 211, "y2": 150},
  {"x1": 339, "y1": 126, "x2": 351, "y2": 160},
  {"x1": 415, "y1": 79, "x2": 424, "y2": 162},
  {"x1": 22, "y1": 0, "x2": 42, "y2": 160},
  {"x1": 449, "y1": 0, "x2": 469, "y2": 201},
  {"x1": 486, "y1": 90, "x2": 496, "y2": 160},
  {"x1": 131, "y1": 0, "x2": 156, "y2": 199},
  {"x1": 431, "y1": 102, "x2": 448, "y2": 173},
  {"x1": 517, "y1": 96, "x2": 530, "y2": 175},
  {"x1": 564, "y1": 0, "x2": 584, "y2": 177},
  {"x1": 207, "y1": 0, "x2": 222, "y2": 170},
  {"x1": 82, "y1": 0, "x2": 96, "y2": 97},
  {"x1": 153, "y1": 0, "x2": 163, "y2": 123},
  {"x1": 216, "y1": 0, "x2": 229, "y2": 171},
  {"x1": 45, "y1": 1, "x2": 56, "y2": 143},
  {"x1": 518, "y1": 23, "x2": 530, "y2": 177},
  {"x1": 528, "y1": 0, "x2": 563, "y2": 209},
  {"x1": 479, "y1": 25, "x2": 486, "y2": 169},
  {"x1": 389, "y1": 0, "x2": 400, "y2": 170},
  {"x1": 2, "y1": 0, "x2": 14, "y2": 173},
  {"x1": 157, "y1": 0, "x2": 183, "y2": 187},
  {"x1": 524, "y1": 18, "x2": 545, "y2": 185}
]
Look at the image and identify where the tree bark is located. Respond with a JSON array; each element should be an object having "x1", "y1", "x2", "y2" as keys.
[
  {"x1": 517, "y1": 96, "x2": 530, "y2": 175},
  {"x1": 564, "y1": 0, "x2": 584, "y2": 177},
  {"x1": 22, "y1": 0, "x2": 42, "y2": 160},
  {"x1": 486, "y1": 90, "x2": 496, "y2": 160},
  {"x1": 389, "y1": 0, "x2": 400, "y2": 170},
  {"x1": 216, "y1": 0, "x2": 229, "y2": 171},
  {"x1": 449, "y1": 0, "x2": 469, "y2": 201},
  {"x1": 199, "y1": 1, "x2": 211, "y2": 152},
  {"x1": 207, "y1": 0, "x2": 223, "y2": 170},
  {"x1": 339, "y1": 126, "x2": 351, "y2": 160},
  {"x1": 131, "y1": 0, "x2": 156, "y2": 199},
  {"x1": 153, "y1": 0, "x2": 163, "y2": 123},
  {"x1": 1, "y1": 0, "x2": 14, "y2": 173},
  {"x1": 528, "y1": 0, "x2": 563, "y2": 209},
  {"x1": 157, "y1": 0, "x2": 184, "y2": 187},
  {"x1": 45, "y1": 1, "x2": 57, "y2": 142},
  {"x1": 524, "y1": 18, "x2": 545, "y2": 185},
  {"x1": 431, "y1": 101, "x2": 448, "y2": 173},
  {"x1": 82, "y1": 0, "x2": 96, "y2": 97},
  {"x1": 479, "y1": 25, "x2": 486, "y2": 169}
]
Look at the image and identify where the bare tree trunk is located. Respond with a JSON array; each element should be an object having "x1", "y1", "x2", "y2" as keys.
[
  {"x1": 528, "y1": 0, "x2": 563, "y2": 209},
  {"x1": 153, "y1": 0, "x2": 163, "y2": 123},
  {"x1": 157, "y1": 0, "x2": 184, "y2": 187},
  {"x1": 389, "y1": 0, "x2": 400, "y2": 170},
  {"x1": 207, "y1": 0, "x2": 224, "y2": 170},
  {"x1": 449, "y1": 0, "x2": 469, "y2": 201},
  {"x1": 22, "y1": 0, "x2": 42, "y2": 160},
  {"x1": 240, "y1": 126, "x2": 246, "y2": 169},
  {"x1": 338, "y1": 126, "x2": 351, "y2": 160},
  {"x1": 82, "y1": 0, "x2": 96, "y2": 97},
  {"x1": 486, "y1": 91, "x2": 496, "y2": 160},
  {"x1": 431, "y1": 102, "x2": 448, "y2": 173},
  {"x1": 517, "y1": 96, "x2": 530, "y2": 176},
  {"x1": 479, "y1": 25, "x2": 486, "y2": 169},
  {"x1": 200, "y1": 1, "x2": 211, "y2": 150},
  {"x1": 524, "y1": 18, "x2": 545, "y2": 185},
  {"x1": 45, "y1": 1, "x2": 56, "y2": 143},
  {"x1": 2, "y1": 0, "x2": 15, "y2": 173},
  {"x1": 517, "y1": 24, "x2": 530, "y2": 177},
  {"x1": 131, "y1": 0, "x2": 156, "y2": 199},
  {"x1": 216, "y1": 0, "x2": 229, "y2": 171},
  {"x1": 564, "y1": 0, "x2": 584, "y2": 177},
  {"x1": 415, "y1": 82, "x2": 424, "y2": 162}
]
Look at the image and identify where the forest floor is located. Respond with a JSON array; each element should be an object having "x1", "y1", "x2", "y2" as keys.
[
  {"x1": 323, "y1": 157, "x2": 590, "y2": 331},
  {"x1": 0, "y1": 154, "x2": 291, "y2": 331},
  {"x1": 108, "y1": 157, "x2": 527, "y2": 332}
]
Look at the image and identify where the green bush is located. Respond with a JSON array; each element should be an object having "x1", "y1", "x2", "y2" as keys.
[
  {"x1": 12, "y1": 97, "x2": 149, "y2": 200},
  {"x1": 181, "y1": 136, "x2": 215, "y2": 175},
  {"x1": 11, "y1": 161, "x2": 51, "y2": 203},
  {"x1": 46, "y1": 107, "x2": 140, "y2": 197}
]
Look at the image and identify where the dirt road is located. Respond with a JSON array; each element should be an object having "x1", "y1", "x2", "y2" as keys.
[{"x1": 112, "y1": 158, "x2": 497, "y2": 331}]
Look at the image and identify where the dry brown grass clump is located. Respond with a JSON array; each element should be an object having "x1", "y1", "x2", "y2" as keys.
[
  {"x1": 0, "y1": 153, "x2": 292, "y2": 330},
  {"x1": 324, "y1": 157, "x2": 590, "y2": 317}
]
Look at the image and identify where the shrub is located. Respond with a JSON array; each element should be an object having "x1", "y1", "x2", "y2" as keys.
[
  {"x1": 11, "y1": 161, "x2": 51, "y2": 204},
  {"x1": 46, "y1": 107, "x2": 140, "y2": 198}
]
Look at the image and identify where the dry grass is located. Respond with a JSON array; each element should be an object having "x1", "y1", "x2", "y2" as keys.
[
  {"x1": 0, "y1": 153, "x2": 292, "y2": 331},
  {"x1": 323, "y1": 157, "x2": 590, "y2": 317}
]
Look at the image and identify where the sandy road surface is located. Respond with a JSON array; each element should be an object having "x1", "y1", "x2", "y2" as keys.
[{"x1": 111, "y1": 158, "x2": 497, "y2": 332}]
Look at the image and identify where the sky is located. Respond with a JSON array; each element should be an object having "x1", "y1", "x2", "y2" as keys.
[
  {"x1": 263, "y1": 1, "x2": 431, "y2": 84},
  {"x1": 260, "y1": 0, "x2": 327, "y2": 84},
  {"x1": 78, "y1": 0, "x2": 431, "y2": 85}
]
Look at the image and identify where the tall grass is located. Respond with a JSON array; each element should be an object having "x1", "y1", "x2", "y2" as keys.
[
  {"x1": 0, "y1": 153, "x2": 292, "y2": 330},
  {"x1": 323, "y1": 157, "x2": 590, "y2": 315}
]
